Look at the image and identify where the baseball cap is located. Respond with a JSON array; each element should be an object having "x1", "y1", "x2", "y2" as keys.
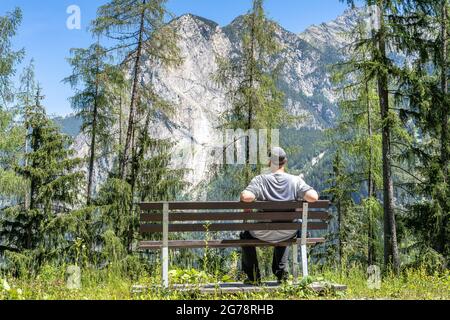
[{"x1": 269, "y1": 147, "x2": 287, "y2": 166}]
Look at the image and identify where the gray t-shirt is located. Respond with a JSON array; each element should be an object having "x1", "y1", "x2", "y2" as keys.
[{"x1": 244, "y1": 173, "x2": 314, "y2": 243}]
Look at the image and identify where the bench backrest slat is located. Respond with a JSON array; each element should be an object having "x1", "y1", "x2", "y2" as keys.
[
  {"x1": 139, "y1": 201, "x2": 331, "y2": 235},
  {"x1": 140, "y1": 222, "x2": 328, "y2": 233},
  {"x1": 140, "y1": 211, "x2": 330, "y2": 222},
  {"x1": 139, "y1": 201, "x2": 329, "y2": 211}
]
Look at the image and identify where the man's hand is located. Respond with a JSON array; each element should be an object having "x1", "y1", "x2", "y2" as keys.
[
  {"x1": 304, "y1": 189, "x2": 319, "y2": 203},
  {"x1": 240, "y1": 190, "x2": 256, "y2": 203}
]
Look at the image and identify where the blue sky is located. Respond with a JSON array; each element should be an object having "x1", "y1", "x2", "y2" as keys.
[{"x1": 1, "y1": 0, "x2": 350, "y2": 116}]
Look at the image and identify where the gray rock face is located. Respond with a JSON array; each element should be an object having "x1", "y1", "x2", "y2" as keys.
[
  {"x1": 71, "y1": 10, "x2": 359, "y2": 195},
  {"x1": 299, "y1": 8, "x2": 360, "y2": 52}
]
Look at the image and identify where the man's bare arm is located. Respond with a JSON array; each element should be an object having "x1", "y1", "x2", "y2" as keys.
[
  {"x1": 304, "y1": 189, "x2": 319, "y2": 203},
  {"x1": 242, "y1": 189, "x2": 318, "y2": 203},
  {"x1": 240, "y1": 190, "x2": 256, "y2": 203}
]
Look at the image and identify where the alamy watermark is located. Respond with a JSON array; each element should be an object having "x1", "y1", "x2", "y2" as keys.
[
  {"x1": 66, "y1": 5, "x2": 81, "y2": 30},
  {"x1": 173, "y1": 129, "x2": 281, "y2": 166},
  {"x1": 367, "y1": 5, "x2": 381, "y2": 31},
  {"x1": 367, "y1": 265, "x2": 381, "y2": 290},
  {"x1": 222, "y1": 129, "x2": 280, "y2": 165}
]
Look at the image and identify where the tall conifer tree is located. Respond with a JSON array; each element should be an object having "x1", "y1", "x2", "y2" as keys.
[
  {"x1": 215, "y1": 0, "x2": 290, "y2": 190},
  {"x1": 65, "y1": 43, "x2": 122, "y2": 205},
  {"x1": 92, "y1": 0, "x2": 181, "y2": 181},
  {"x1": 390, "y1": 0, "x2": 450, "y2": 263}
]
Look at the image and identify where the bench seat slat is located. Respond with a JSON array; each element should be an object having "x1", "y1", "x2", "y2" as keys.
[
  {"x1": 140, "y1": 222, "x2": 328, "y2": 233},
  {"x1": 140, "y1": 211, "x2": 330, "y2": 222},
  {"x1": 139, "y1": 201, "x2": 330, "y2": 211},
  {"x1": 139, "y1": 238, "x2": 326, "y2": 249}
]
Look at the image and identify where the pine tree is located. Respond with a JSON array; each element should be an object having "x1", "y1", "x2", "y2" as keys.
[
  {"x1": 431, "y1": 0, "x2": 449, "y2": 260},
  {"x1": 92, "y1": 1, "x2": 186, "y2": 255},
  {"x1": 324, "y1": 150, "x2": 354, "y2": 267},
  {"x1": 136, "y1": 137, "x2": 188, "y2": 203},
  {"x1": 435, "y1": 0, "x2": 449, "y2": 260},
  {"x1": 65, "y1": 43, "x2": 122, "y2": 205},
  {"x1": 341, "y1": 0, "x2": 411, "y2": 273},
  {"x1": 92, "y1": 0, "x2": 181, "y2": 181},
  {"x1": 0, "y1": 8, "x2": 28, "y2": 254},
  {"x1": 11, "y1": 87, "x2": 83, "y2": 259},
  {"x1": 214, "y1": 0, "x2": 290, "y2": 189},
  {"x1": 0, "y1": 109, "x2": 26, "y2": 202},
  {"x1": 0, "y1": 7, "x2": 24, "y2": 106},
  {"x1": 0, "y1": 7, "x2": 26, "y2": 196},
  {"x1": 329, "y1": 12, "x2": 385, "y2": 267},
  {"x1": 16, "y1": 60, "x2": 37, "y2": 210},
  {"x1": 389, "y1": 0, "x2": 450, "y2": 264},
  {"x1": 373, "y1": 0, "x2": 400, "y2": 273}
]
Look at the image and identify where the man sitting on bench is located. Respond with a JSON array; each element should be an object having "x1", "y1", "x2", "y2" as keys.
[{"x1": 240, "y1": 147, "x2": 319, "y2": 284}]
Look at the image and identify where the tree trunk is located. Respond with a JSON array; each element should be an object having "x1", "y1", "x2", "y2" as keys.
[
  {"x1": 376, "y1": 1, "x2": 400, "y2": 274},
  {"x1": 86, "y1": 51, "x2": 100, "y2": 206},
  {"x1": 131, "y1": 114, "x2": 149, "y2": 206},
  {"x1": 334, "y1": 151, "x2": 344, "y2": 268},
  {"x1": 119, "y1": 0, "x2": 146, "y2": 180},
  {"x1": 119, "y1": 95, "x2": 123, "y2": 149},
  {"x1": 128, "y1": 112, "x2": 152, "y2": 254},
  {"x1": 337, "y1": 199, "x2": 343, "y2": 268},
  {"x1": 27, "y1": 124, "x2": 40, "y2": 250},
  {"x1": 366, "y1": 79, "x2": 377, "y2": 266},
  {"x1": 245, "y1": 9, "x2": 257, "y2": 185},
  {"x1": 363, "y1": 14, "x2": 378, "y2": 267},
  {"x1": 24, "y1": 79, "x2": 33, "y2": 211},
  {"x1": 24, "y1": 112, "x2": 31, "y2": 211},
  {"x1": 86, "y1": 109, "x2": 97, "y2": 206},
  {"x1": 441, "y1": 0, "x2": 449, "y2": 182},
  {"x1": 439, "y1": 0, "x2": 449, "y2": 253}
]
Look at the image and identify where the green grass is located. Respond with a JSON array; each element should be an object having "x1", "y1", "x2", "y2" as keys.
[{"x1": 1, "y1": 265, "x2": 449, "y2": 300}]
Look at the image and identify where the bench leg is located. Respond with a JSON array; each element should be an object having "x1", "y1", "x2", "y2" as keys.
[
  {"x1": 301, "y1": 202, "x2": 309, "y2": 278},
  {"x1": 162, "y1": 202, "x2": 169, "y2": 288},
  {"x1": 301, "y1": 244, "x2": 308, "y2": 278},
  {"x1": 162, "y1": 247, "x2": 169, "y2": 288},
  {"x1": 292, "y1": 244, "x2": 299, "y2": 284}
]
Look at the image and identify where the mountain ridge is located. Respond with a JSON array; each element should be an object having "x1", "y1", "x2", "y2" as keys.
[{"x1": 67, "y1": 9, "x2": 359, "y2": 195}]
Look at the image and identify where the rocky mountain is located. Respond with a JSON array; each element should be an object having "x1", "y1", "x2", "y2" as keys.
[
  {"x1": 69, "y1": 9, "x2": 360, "y2": 196},
  {"x1": 299, "y1": 8, "x2": 359, "y2": 52}
]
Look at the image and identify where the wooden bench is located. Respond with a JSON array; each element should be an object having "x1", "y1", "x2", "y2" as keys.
[{"x1": 138, "y1": 201, "x2": 330, "y2": 288}]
